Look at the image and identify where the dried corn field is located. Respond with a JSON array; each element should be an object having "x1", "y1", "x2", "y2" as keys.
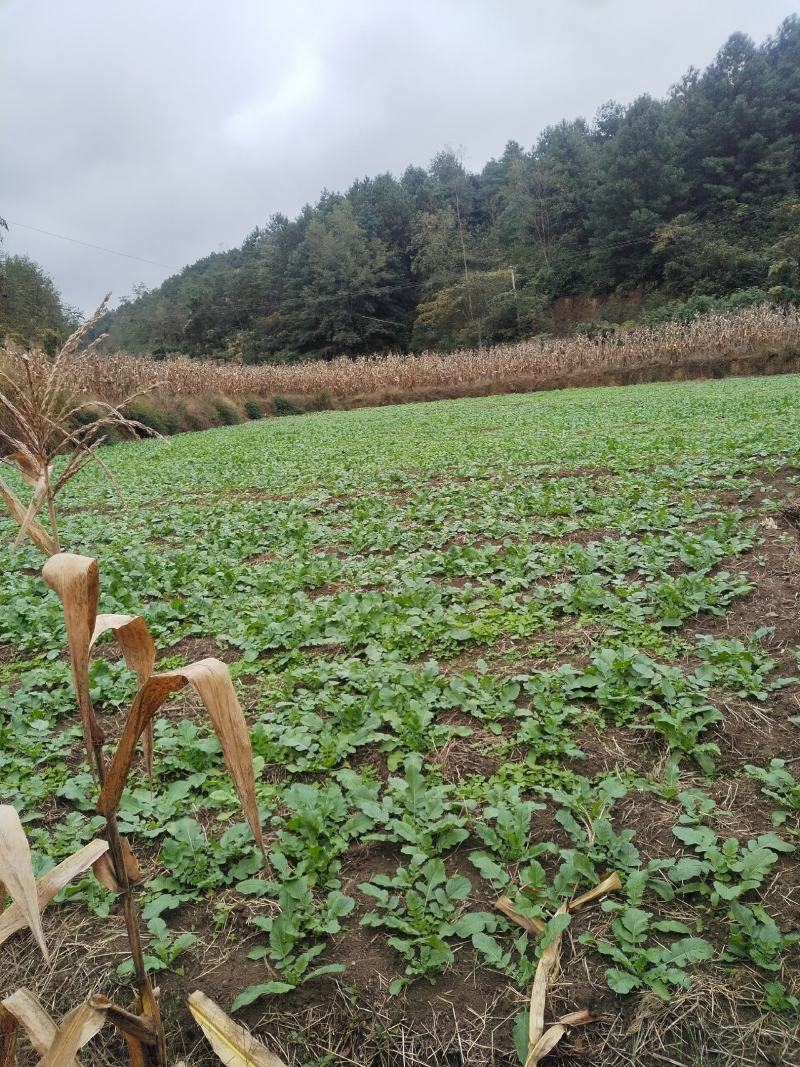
[{"x1": 8, "y1": 303, "x2": 798, "y2": 408}]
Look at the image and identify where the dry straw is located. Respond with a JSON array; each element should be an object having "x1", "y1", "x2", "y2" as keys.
[{"x1": 45, "y1": 303, "x2": 800, "y2": 405}]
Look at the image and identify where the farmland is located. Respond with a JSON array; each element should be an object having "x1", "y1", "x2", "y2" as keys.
[{"x1": 1, "y1": 374, "x2": 800, "y2": 1065}]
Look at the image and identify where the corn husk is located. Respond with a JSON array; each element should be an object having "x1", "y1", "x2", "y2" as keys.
[{"x1": 521, "y1": 870, "x2": 621, "y2": 1065}]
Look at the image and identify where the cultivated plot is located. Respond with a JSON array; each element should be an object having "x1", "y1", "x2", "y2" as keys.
[{"x1": 1, "y1": 376, "x2": 799, "y2": 1066}]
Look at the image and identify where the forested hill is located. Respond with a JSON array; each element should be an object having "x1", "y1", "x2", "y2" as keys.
[{"x1": 102, "y1": 18, "x2": 800, "y2": 362}]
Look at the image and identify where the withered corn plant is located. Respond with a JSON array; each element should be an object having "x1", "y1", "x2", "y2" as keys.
[
  {"x1": 0, "y1": 306, "x2": 268, "y2": 1066},
  {"x1": 33, "y1": 553, "x2": 266, "y2": 1067},
  {"x1": 0, "y1": 296, "x2": 159, "y2": 554},
  {"x1": 0, "y1": 805, "x2": 277, "y2": 1067},
  {"x1": 66, "y1": 302, "x2": 800, "y2": 403},
  {"x1": 0, "y1": 985, "x2": 288, "y2": 1067},
  {"x1": 0, "y1": 552, "x2": 268, "y2": 1067}
]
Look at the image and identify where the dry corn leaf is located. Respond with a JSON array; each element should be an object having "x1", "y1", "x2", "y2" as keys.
[
  {"x1": 0, "y1": 1004, "x2": 17, "y2": 1067},
  {"x1": 5, "y1": 452, "x2": 41, "y2": 485},
  {"x1": 99, "y1": 660, "x2": 265, "y2": 858},
  {"x1": 90, "y1": 615, "x2": 156, "y2": 683},
  {"x1": 91, "y1": 613, "x2": 157, "y2": 774},
  {"x1": 0, "y1": 990, "x2": 102, "y2": 1067},
  {"x1": 523, "y1": 872, "x2": 615, "y2": 1067},
  {"x1": 36, "y1": 1000, "x2": 107, "y2": 1067},
  {"x1": 90, "y1": 854, "x2": 119, "y2": 894},
  {"x1": 97, "y1": 674, "x2": 188, "y2": 823},
  {"x1": 91, "y1": 838, "x2": 140, "y2": 894},
  {"x1": 554, "y1": 1010, "x2": 591, "y2": 1027},
  {"x1": 41, "y1": 554, "x2": 104, "y2": 758},
  {"x1": 188, "y1": 990, "x2": 286, "y2": 1067},
  {"x1": 526, "y1": 1008, "x2": 592, "y2": 1064},
  {"x1": 0, "y1": 839, "x2": 108, "y2": 948},
  {"x1": 0, "y1": 807, "x2": 49, "y2": 963},
  {"x1": 569, "y1": 872, "x2": 621, "y2": 913},
  {"x1": 1, "y1": 991, "x2": 66, "y2": 1065},
  {"x1": 86, "y1": 990, "x2": 158, "y2": 1049},
  {"x1": 0, "y1": 476, "x2": 56, "y2": 556},
  {"x1": 494, "y1": 895, "x2": 546, "y2": 936},
  {"x1": 12, "y1": 471, "x2": 50, "y2": 552},
  {"x1": 526, "y1": 1023, "x2": 567, "y2": 1065},
  {"x1": 525, "y1": 902, "x2": 568, "y2": 1065}
]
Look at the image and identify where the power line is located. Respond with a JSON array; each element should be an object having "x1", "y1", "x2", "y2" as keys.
[{"x1": 5, "y1": 220, "x2": 175, "y2": 269}]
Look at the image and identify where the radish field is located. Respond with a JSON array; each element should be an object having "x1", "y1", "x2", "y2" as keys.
[{"x1": 1, "y1": 376, "x2": 800, "y2": 1066}]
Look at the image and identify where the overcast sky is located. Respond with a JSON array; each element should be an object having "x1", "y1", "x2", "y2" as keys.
[{"x1": 2, "y1": 0, "x2": 796, "y2": 314}]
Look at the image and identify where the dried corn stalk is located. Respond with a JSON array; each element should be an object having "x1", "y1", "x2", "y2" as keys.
[
  {"x1": 3, "y1": 454, "x2": 54, "y2": 554},
  {"x1": 41, "y1": 553, "x2": 104, "y2": 765},
  {"x1": 58, "y1": 303, "x2": 800, "y2": 403},
  {"x1": 188, "y1": 991, "x2": 287, "y2": 1067},
  {"x1": 0, "y1": 473, "x2": 56, "y2": 556},
  {"x1": 43, "y1": 553, "x2": 265, "y2": 859},
  {"x1": 40, "y1": 550, "x2": 266, "y2": 1067}
]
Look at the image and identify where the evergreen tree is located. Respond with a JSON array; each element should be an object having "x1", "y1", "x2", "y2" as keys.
[{"x1": 96, "y1": 17, "x2": 800, "y2": 361}]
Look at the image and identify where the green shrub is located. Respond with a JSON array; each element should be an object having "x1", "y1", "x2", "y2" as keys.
[
  {"x1": 310, "y1": 389, "x2": 334, "y2": 411},
  {"x1": 213, "y1": 397, "x2": 241, "y2": 425},
  {"x1": 273, "y1": 395, "x2": 304, "y2": 417},
  {"x1": 69, "y1": 402, "x2": 126, "y2": 443},
  {"x1": 178, "y1": 399, "x2": 216, "y2": 431},
  {"x1": 125, "y1": 398, "x2": 180, "y2": 436},
  {"x1": 243, "y1": 397, "x2": 263, "y2": 419}
]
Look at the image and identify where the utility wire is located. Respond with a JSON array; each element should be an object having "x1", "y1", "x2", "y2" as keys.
[{"x1": 5, "y1": 220, "x2": 175, "y2": 269}]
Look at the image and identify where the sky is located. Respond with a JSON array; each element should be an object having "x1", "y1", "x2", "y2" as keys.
[{"x1": 1, "y1": 0, "x2": 797, "y2": 314}]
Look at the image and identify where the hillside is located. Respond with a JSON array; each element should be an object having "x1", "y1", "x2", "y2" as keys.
[{"x1": 96, "y1": 17, "x2": 800, "y2": 363}]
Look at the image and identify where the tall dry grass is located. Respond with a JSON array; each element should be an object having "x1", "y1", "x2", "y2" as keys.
[{"x1": 4, "y1": 303, "x2": 799, "y2": 408}]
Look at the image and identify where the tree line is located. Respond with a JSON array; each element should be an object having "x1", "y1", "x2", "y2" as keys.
[{"x1": 4, "y1": 18, "x2": 800, "y2": 359}]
